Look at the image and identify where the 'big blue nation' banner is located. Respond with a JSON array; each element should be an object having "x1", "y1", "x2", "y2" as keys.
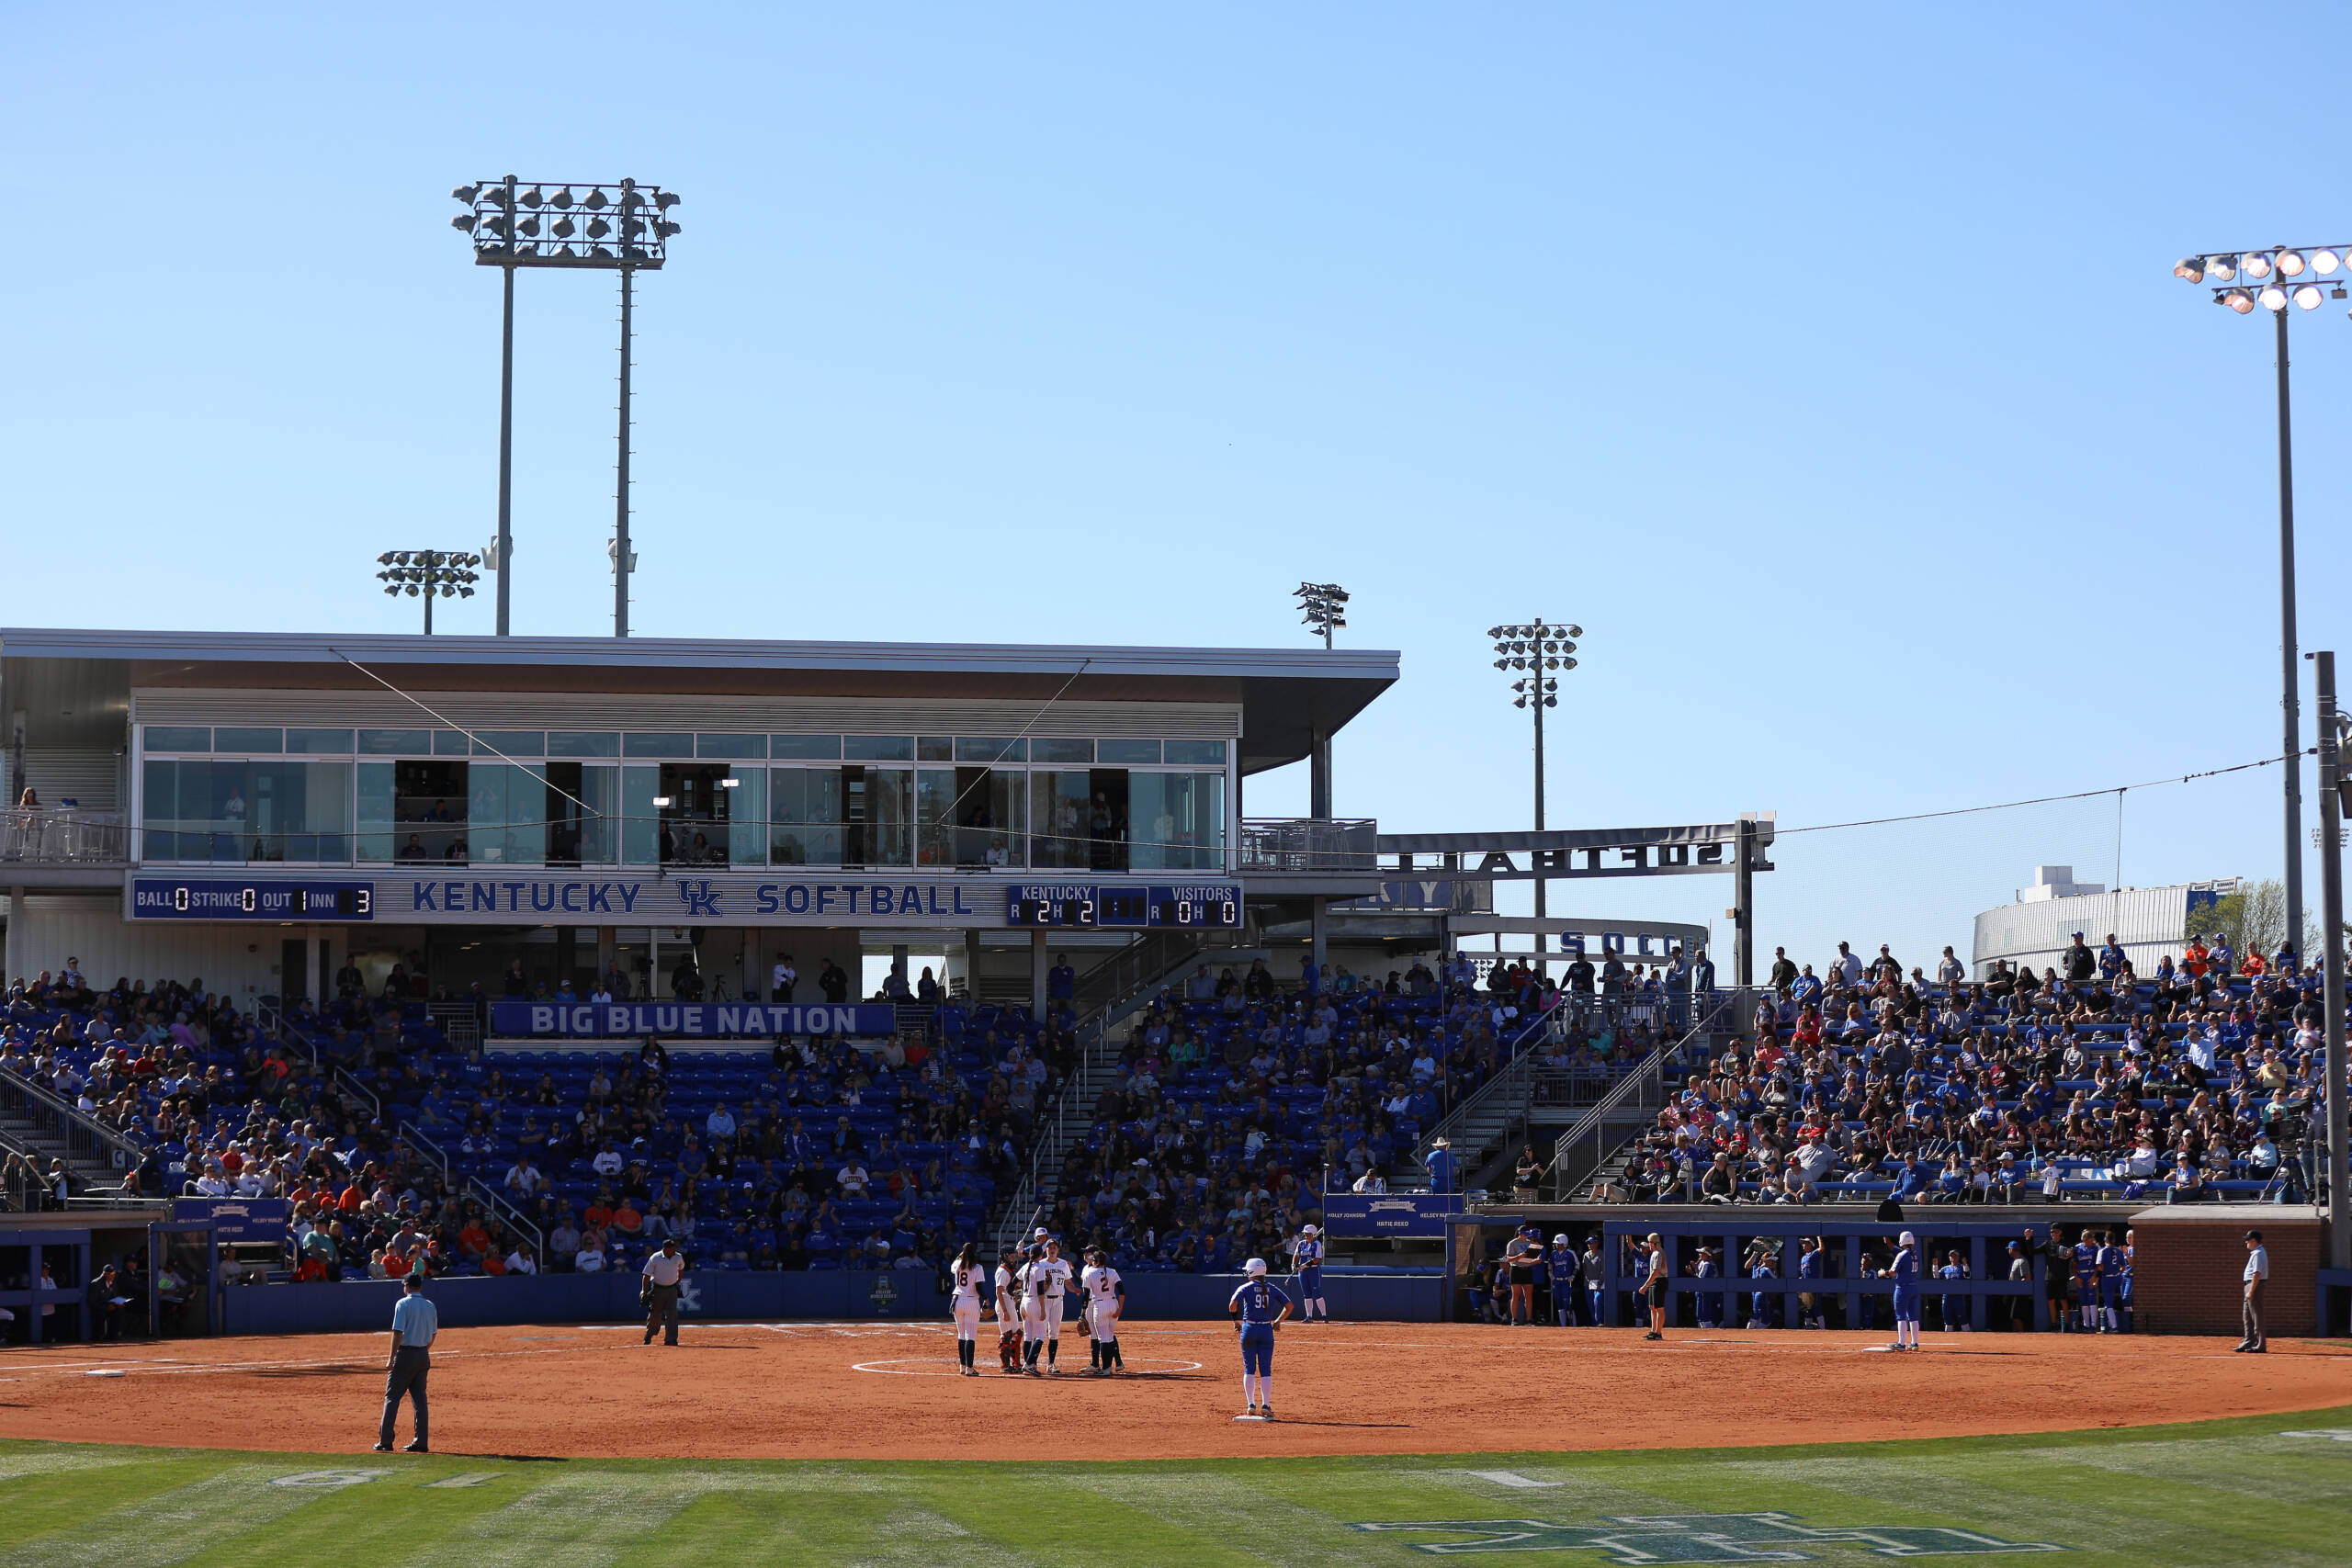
[{"x1": 492, "y1": 1001, "x2": 899, "y2": 1040}]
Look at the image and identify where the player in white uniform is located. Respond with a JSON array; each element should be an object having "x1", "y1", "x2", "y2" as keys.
[
  {"x1": 1289, "y1": 1224, "x2": 1328, "y2": 1323},
  {"x1": 1019, "y1": 1233, "x2": 1073, "y2": 1375},
  {"x1": 946, "y1": 1241, "x2": 985, "y2": 1376},
  {"x1": 991, "y1": 1244, "x2": 1026, "y2": 1373},
  {"x1": 1079, "y1": 1246, "x2": 1125, "y2": 1375}
]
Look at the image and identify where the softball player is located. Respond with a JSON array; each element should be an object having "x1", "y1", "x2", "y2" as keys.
[
  {"x1": 1882, "y1": 1230, "x2": 1922, "y2": 1350},
  {"x1": 1547, "y1": 1234, "x2": 1580, "y2": 1326},
  {"x1": 1020, "y1": 1235, "x2": 1073, "y2": 1374},
  {"x1": 992, "y1": 1244, "x2": 1026, "y2": 1373},
  {"x1": 2072, "y1": 1232, "x2": 2101, "y2": 1332},
  {"x1": 2095, "y1": 1230, "x2": 2125, "y2": 1334},
  {"x1": 1289, "y1": 1224, "x2": 1328, "y2": 1323},
  {"x1": 1080, "y1": 1247, "x2": 1125, "y2": 1374},
  {"x1": 947, "y1": 1241, "x2": 985, "y2": 1376},
  {"x1": 1228, "y1": 1257, "x2": 1293, "y2": 1419}
]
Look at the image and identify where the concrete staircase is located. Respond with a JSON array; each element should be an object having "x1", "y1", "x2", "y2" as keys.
[
  {"x1": 0, "y1": 1071, "x2": 133, "y2": 1201},
  {"x1": 986, "y1": 939, "x2": 1261, "y2": 1255}
]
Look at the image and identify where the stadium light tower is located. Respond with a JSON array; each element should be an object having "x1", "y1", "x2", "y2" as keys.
[
  {"x1": 1490, "y1": 619, "x2": 1581, "y2": 973},
  {"x1": 1295, "y1": 582, "x2": 1349, "y2": 649},
  {"x1": 451, "y1": 176, "x2": 683, "y2": 638},
  {"x1": 376, "y1": 550, "x2": 481, "y2": 635},
  {"x1": 2173, "y1": 243, "x2": 2351, "y2": 957},
  {"x1": 1296, "y1": 582, "x2": 1350, "y2": 818}
]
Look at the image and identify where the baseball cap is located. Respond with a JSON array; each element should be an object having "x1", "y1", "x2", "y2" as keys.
[{"x1": 2245, "y1": 1228, "x2": 2264, "y2": 1241}]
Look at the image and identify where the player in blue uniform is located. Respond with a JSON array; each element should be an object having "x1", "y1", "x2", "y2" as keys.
[
  {"x1": 1882, "y1": 1230, "x2": 1922, "y2": 1350},
  {"x1": 1547, "y1": 1234, "x2": 1581, "y2": 1326},
  {"x1": 1797, "y1": 1235, "x2": 1826, "y2": 1329},
  {"x1": 2115, "y1": 1227, "x2": 2135, "y2": 1331},
  {"x1": 2094, "y1": 1230, "x2": 2125, "y2": 1334},
  {"x1": 1228, "y1": 1257, "x2": 1293, "y2": 1419},
  {"x1": 1582, "y1": 1235, "x2": 1607, "y2": 1328},
  {"x1": 1936, "y1": 1250, "x2": 1970, "y2": 1333},
  {"x1": 1290, "y1": 1224, "x2": 1328, "y2": 1324},
  {"x1": 1746, "y1": 1243, "x2": 1779, "y2": 1330},
  {"x1": 1692, "y1": 1247, "x2": 1723, "y2": 1330},
  {"x1": 2072, "y1": 1235, "x2": 2101, "y2": 1333}
]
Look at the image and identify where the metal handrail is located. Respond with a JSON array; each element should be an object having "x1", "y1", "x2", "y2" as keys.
[
  {"x1": 0, "y1": 1064, "x2": 145, "y2": 1176},
  {"x1": 0, "y1": 806, "x2": 128, "y2": 864},
  {"x1": 1238, "y1": 818, "x2": 1376, "y2": 873},
  {"x1": 1548, "y1": 995, "x2": 1737, "y2": 1201}
]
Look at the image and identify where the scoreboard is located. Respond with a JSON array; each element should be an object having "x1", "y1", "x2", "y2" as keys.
[
  {"x1": 1006, "y1": 883, "x2": 1241, "y2": 930},
  {"x1": 131, "y1": 878, "x2": 376, "y2": 921}
]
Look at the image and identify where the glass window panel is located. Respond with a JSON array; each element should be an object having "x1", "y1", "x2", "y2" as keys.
[
  {"x1": 954, "y1": 737, "x2": 1027, "y2": 763},
  {"x1": 697, "y1": 734, "x2": 768, "y2": 760},
  {"x1": 727, "y1": 766, "x2": 767, "y2": 866},
  {"x1": 769, "y1": 734, "x2": 841, "y2": 760},
  {"x1": 915, "y1": 768, "x2": 956, "y2": 868},
  {"x1": 622, "y1": 766, "x2": 659, "y2": 864},
  {"x1": 243, "y1": 761, "x2": 351, "y2": 863},
  {"x1": 1096, "y1": 739, "x2": 1159, "y2": 764},
  {"x1": 1032, "y1": 738, "x2": 1094, "y2": 764},
  {"x1": 356, "y1": 761, "x2": 396, "y2": 861},
  {"x1": 917, "y1": 736, "x2": 953, "y2": 761},
  {"x1": 769, "y1": 768, "x2": 846, "y2": 865},
  {"x1": 1164, "y1": 739, "x2": 1229, "y2": 766},
  {"x1": 139, "y1": 758, "x2": 183, "y2": 860},
  {"x1": 1030, "y1": 771, "x2": 1091, "y2": 870},
  {"x1": 433, "y1": 730, "x2": 471, "y2": 756},
  {"x1": 1132, "y1": 772, "x2": 1227, "y2": 872},
  {"x1": 843, "y1": 736, "x2": 912, "y2": 761},
  {"x1": 285, "y1": 728, "x2": 355, "y2": 754},
  {"x1": 142, "y1": 726, "x2": 209, "y2": 753},
  {"x1": 213, "y1": 728, "x2": 283, "y2": 754},
  {"x1": 357, "y1": 728, "x2": 433, "y2": 756},
  {"x1": 547, "y1": 731, "x2": 621, "y2": 758},
  {"x1": 952, "y1": 768, "x2": 1026, "y2": 867},
  {"x1": 624, "y1": 732, "x2": 694, "y2": 758},
  {"x1": 469, "y1": 731, "x2": 546, "y2": 757},
  {"x1": 852, "y1": 766, "x2": 911, "y2": 867},
  {"x1": 467, "y1": 762, "x2": 546, "y2": 866}
]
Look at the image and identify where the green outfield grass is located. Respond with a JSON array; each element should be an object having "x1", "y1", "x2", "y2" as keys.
[{"x1": 2, "y1": 1407, "x2": 2348, "y2": 1567}]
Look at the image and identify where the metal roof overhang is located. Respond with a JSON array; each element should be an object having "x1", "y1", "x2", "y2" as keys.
[{"x1": 0, "y1": 628, "x2": 1398, "y2": 773}]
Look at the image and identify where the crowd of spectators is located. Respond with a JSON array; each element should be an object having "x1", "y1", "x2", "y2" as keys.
[
  {"x1": 0, "y1": 959, "x2": 1087, "y2": 1289},
  {"x1": 1023, "y1": 951, "x2": 1665, "y2": 1274},
  {"x1": 1599, "y1": 931, "x2": 2330, "y2": 1206}
]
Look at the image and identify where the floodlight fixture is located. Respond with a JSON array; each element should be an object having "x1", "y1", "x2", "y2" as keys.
[
  {"x1": 375, "y1": 548, "x2": 481, "y2": 634},
  {"x1": 451, "y1": 175, "x2": 684, "y2": 638}
]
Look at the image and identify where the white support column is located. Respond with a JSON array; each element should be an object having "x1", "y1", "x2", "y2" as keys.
[
  {"x1": 1310, "y1": 897, "x2": 1329, "y2": 970},
  {"x1": 5, "y1": 886, "x2": 22, "y2": 986}
]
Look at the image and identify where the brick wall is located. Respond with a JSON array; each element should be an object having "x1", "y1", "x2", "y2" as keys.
[{"x1": 2130, "y1": 1204, "x2": 2320, "y2": 1337}]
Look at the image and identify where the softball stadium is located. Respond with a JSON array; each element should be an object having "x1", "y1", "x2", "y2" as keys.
[{"x1": 1, "y1": 629, "x2": 2349, "y2": 1566}]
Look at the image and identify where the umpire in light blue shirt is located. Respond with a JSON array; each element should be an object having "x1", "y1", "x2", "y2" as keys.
[{"x1": 375, "y1": 1273, "x2": 437, "y2": 1452}]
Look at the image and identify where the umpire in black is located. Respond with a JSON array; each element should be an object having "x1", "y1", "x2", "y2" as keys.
[
  {"x1": 375, "y1": 1272, "x2": 437, "y2": 1452},
  {"x1": 642, "y1": 1236, "x2": 686, "y2": 1345}
]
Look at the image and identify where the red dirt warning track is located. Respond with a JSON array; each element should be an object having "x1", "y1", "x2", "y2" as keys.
[{"x1": 4, "y1": 1322, "x2": 2347, "y2": 1460}]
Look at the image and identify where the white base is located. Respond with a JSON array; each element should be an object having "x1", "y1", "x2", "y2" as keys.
[{"x1": 1233, "y1": 1413, "x2": 1271, "y2": 1422}]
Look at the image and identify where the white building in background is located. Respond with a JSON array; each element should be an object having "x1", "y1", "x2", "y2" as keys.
[{"x1": 1970, "y1": 865, "x2": 2236, "y2": 980}]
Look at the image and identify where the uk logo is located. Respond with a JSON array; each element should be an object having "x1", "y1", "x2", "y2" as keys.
[
  {"x1": 675, "y1": 880, "x2": 724, "y2": 917},
  {"x1": 675, "y1": 1276, "x2": 704, "y2": 1315},
  {"x1": 1350, "y1": 1512, "x2": 2064, "y2": 1562}
]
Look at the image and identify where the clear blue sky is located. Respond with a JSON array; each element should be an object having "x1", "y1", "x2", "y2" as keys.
[{"x1": 11, "y1": 5, "x2": 2351, "y2": 967}]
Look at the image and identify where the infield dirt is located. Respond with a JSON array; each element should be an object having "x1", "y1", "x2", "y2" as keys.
[{"x1": 4, "y1": 1321, "x2": 2346, "y2": 1461}]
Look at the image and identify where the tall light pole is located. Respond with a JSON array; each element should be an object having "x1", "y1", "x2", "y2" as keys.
[
  {"x1": 452, "y1": 177, "x2": 683, "y2": 637},
  {"x1": 2174, "y1": 243, "x2": 2347, "y2": 955},
  {"x1": 2312, "y1": 652, "x2": 2349, "y2": 1270},
  {"x1": 1297, "y1": 583, "x2": 1349, "y2": 819},
  {"x1": 1490, "y1": 620, "x2": 1580, "y2": 975},
  {"x1": 377, "y1": 550, "x2": 481, "y2": 635}
]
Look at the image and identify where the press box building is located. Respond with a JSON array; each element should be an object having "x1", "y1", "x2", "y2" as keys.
[{"x1": 0, "y1": 628, "x2": 1395, "y2": 1029}]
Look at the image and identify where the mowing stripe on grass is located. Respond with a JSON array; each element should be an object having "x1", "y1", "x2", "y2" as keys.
[{"x1": 0, "y1": 1463, "x2": 370, "y2": 1568}]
